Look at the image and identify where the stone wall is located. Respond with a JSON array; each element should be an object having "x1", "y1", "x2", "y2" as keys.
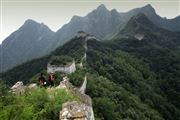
[
  {"x1": 59, "y1": 77, "x2": 94, "y2": 120},
  {"x1": 47, "y1": 60, "x2": 76, "y2": 74},
  {"x1": 134, "y1": 33, "x2": 144, "y2": 40},
  {"x1": 62, "y1": 78, "x2": 92, "y2": 106},
  {"x1": 60, "y1": 101, "x2": 88, "y2": 120}
]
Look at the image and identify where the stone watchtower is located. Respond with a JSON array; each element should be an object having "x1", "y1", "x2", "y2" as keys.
[{"x1": 47, "y1": 60, "x2": 76, "y2": 74}]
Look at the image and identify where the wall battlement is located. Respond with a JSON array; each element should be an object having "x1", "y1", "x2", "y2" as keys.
[
  {"x1": 59, "y1": 77, "x2": 92, "y2": 106},
  {"x1": 59, "y1": 76, "x2": 94, "y2": 120},
  {"x1": 47, "y1": 60, "x2": 76, "y2": 74}
]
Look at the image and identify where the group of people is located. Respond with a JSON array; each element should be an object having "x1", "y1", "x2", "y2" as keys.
[{"x1": 38, "y1": 73, "x2": 55, "y2": 87}]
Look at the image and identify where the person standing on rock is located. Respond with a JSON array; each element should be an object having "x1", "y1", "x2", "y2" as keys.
[
  {"x1": 38, "y1": 73, "x2": 46, "y2": 87},
  {"x1": 48, "y1": 73, "x2": 55, "y2": 87}
]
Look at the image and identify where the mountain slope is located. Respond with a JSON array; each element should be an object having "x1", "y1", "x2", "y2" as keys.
[
  {"x1": 0, "y1": 20, "x2": 55, "y2": 72},
  {"x1": 1, "y1": 24, "x2": 180, "y2": 119},
  {"x1": 0, "y1": 35, "x2": 86, "y2": 86},
  {"x1": 113, "y1": 13, "x2": 180, "y2": 49},
  {"x1": 1, "y1": 4, "x2": 179, "y2": 72},
  {"x1": 50, "y1": 4, "x2": 123, "y2": 49},
  {"x1": 53, "y1": 4, "x2": 179, "y2": 45},
  {"x1": 112, "y1": 13, "x2": 180, "y2": 86},
  {"x1": 108, "y1": 13, "x2": 180, "y2": 118},
  {"x1": 0, "y1": 36, "x2": 166, "y2": 120},
  {"x1": 51, "y1": 4, "x2": 180, "y2": 49},
  {"x1": 86, "y1": 39, "x2": 180, "y2": 120},
  {"x1": 121, "y1": 4, "x2": 180, "y2": 31}
]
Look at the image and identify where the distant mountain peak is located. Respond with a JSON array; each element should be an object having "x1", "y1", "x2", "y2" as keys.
[
  {"x1": 23, "y1": 19, "x2": 48, "y2": 27},
  {"x1": 21, "y1": 19, "x2": 53, "y2": 33},
  {"x1": 142, "y1": 4, "x2": 156, "y2": 15},
  {"x1": 144, "y1": 4, "x2": 153, "y2": 8},
  {"x1": 96, "y1": 4, "x2": 109, "y2": 13},
  {"x1": 71, "y1": 15, "x2": 82, "y2": 21},
  {"x1": 97, "y1": 4, "x2": 107, "y2": 10},
  {"x1": 22, "y1": 19, "x2": 43, "y2": 30},
  {"x1": 86, "y1": 4, "x2": 110, "y2": 19},
  {"x1": 24, "y1": 19, "x2": 39, "y2": 25},
  {"x1": 111, "y1": 9, "x2": 118, "y2": 14},
  {"x1": 119, "y1": 13, "x2": 155, "y2": 36},
  {"x1": 130, "y1": 13, "x2": 154, "y2": 26}
]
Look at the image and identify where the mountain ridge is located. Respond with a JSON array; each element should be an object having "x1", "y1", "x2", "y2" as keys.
[
  {"x1": 1, "y1": 4, "x2": 179, "y2": 72},
  {"x1": 1, "y1": 24, "x2": 180, "y2": 119},
  {"x1": 0, "y1": 20, "x2": 55, "y2": 72}
]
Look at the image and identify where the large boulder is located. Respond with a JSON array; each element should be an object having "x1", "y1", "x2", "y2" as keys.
[
  {"x1": 28, "y1": 83, "x2": 37, "y2": 89},
  {"x1": 11, "y1": 81, "x2": 25, "y2": 95}
]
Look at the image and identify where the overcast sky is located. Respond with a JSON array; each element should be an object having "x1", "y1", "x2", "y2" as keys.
[{"x1": 0, "y1": 0, "x2": 179, "y2": 43}]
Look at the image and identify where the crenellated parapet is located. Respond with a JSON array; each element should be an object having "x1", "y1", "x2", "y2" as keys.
[{"x1": 47, "y1": 60, "x2": 76, "y2": 74}]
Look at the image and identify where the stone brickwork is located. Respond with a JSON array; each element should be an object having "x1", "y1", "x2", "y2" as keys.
[
  {"x1": 59, "y1": 77, "x2": 94, "y2": 120},
  {"x1": 134, "y1": 33, "x2": 144, "y2": 40},
  {"x1": 47, "y1": 60, "x2": 76, "y2": 74}
]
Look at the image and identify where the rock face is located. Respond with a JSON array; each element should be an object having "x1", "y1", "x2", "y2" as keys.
[
  {"x1": 28, "y1": 83, "x2": 37, "y2": 89},
  {"x1": 0, "y1": 20, "x2": 55, "y2": 72},
  {"x1": 11, "y1": 82, "x2": 38, "y2": 94},
  {"x1": 11, "y1": 81, "x2": 25, "y2": 95}
]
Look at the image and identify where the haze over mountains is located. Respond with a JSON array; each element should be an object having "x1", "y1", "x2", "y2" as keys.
[{"x1": 0, "y1": 4, "x2": 179, "y2": 72}]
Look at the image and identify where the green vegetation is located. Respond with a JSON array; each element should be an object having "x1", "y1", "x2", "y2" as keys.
[
  {"x1": 0, "y1": 81, "x2": 79, "y2": 120},
  {"x1": 0, "y1": 57, "x2": 49, "y2": 86},
  {"x1": 1, "y1": 29, "x2": 180, "y2": 120},
  {"x1": 49, "y1": 55, "x2": 73, "y2": 65},
  {"x1": 52, "y1": 37, "x2": 85, "y2": 63},
  {"x1": 85, "y1": 38, "x2": 180, "y2": 120},
  {"x1": 0, "y1": 37, "x2": 85, "y2": 86}
]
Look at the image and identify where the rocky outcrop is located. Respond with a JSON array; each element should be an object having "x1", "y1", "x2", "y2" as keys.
[
  {"x1": 11, "y1": 82, "x2": 38, "y2": 95},
  {"x1": 11, "y1": 81, "x2": 25, "y2": 95},
  {"x1": 28, "y1": 83, "x2": 37, "y2": 89}
]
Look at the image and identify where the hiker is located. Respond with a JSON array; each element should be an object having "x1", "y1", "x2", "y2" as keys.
[
  {"x1": 38, "y1": 73, "x2": 46, "y2": 87},
  {"x1": 48, "y1": 73, "x2": 55, "y2": 86}
]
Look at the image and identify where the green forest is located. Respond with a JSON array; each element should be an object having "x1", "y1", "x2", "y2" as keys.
[
  {"x1": 0, "y1": 21, "x2": 180, "y2": 120},
  {"x1": 0, "y1": 81, "x2": 79, "y2": 120}
]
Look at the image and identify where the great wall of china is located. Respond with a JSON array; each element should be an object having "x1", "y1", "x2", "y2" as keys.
[
  {"x1": 59, "y1": 31, "x2": 95, "y2": 120},
  {"x1": 10, "y1": 31, "x2": 96, "y2": 120}
]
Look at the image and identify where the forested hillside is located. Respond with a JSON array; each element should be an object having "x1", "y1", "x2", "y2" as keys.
[{"x1": 0, "y1": 13, "x2": 180, "y2": 120}]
